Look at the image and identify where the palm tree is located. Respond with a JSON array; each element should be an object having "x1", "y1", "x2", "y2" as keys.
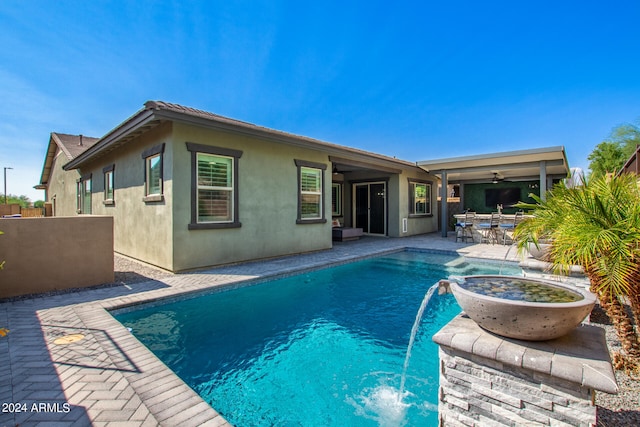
[{"x1": 513, "y1": 173, "x2": 640, "y2": 370}]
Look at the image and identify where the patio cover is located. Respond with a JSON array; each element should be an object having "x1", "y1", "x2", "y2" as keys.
[{"x1": 416, "y1": 146, "x2": 569, "y2": 237}]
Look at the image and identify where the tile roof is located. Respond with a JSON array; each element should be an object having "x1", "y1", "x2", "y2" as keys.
[
  {"x1": 64, "y1": 101, "x2": 420, "y2": 172},
  {"x1": 37, "y1": 133, "x2": 99, "y2": 187},
  {"x1": 52, "y1": 133, "x2": 100, "y2": 160}
]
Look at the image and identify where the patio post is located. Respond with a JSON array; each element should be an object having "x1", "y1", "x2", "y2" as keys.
[
  {"x1": 440, "y1": 170, "x2": 448, "y2": 237},
  {"x1": 539, "y1": 160, "x2": 547, "y2": 201}
]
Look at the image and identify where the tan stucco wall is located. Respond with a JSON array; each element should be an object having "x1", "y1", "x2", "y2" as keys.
[
  {"x1": 171, "y1": 123, "x2": 332, "y2": 271},
  {"x1": 47, "y1": 149, "x2": 82, "y2": 217},
  {"x1": 84, "y1": 123, "x2": 174, "y2": 270},
  {"x1": 399, "y1": 169, "x2": 439, "y2": 236},
  {"x1": 48, "y1": 120, "x2": 437, "y2": 272},
  {"x1": 0, "y1": 216, "x2": 114, "y2": 299}
]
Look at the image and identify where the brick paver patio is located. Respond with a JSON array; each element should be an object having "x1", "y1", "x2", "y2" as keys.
[{"x1": 1, "y1": 234, "x2": 563, "y2": 426}]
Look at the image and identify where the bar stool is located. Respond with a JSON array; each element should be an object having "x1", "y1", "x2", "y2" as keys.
[
  {"x1": 499, "y1": 211, "x2": 524, "y2": 245},
  {"x1": 477, "y1": 212, "x2": 500, "y2": 244},
  {"x1": 455, "y1": 211, "x2": 475, "y2": 243}
]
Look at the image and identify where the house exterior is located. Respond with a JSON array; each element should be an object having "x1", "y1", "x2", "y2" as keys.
[
  {"x1": 40, "y1": 101, "x2": 438, "y2": 271},
  {"x1": 36, "y1": 133, "x2": 99, "y2": 216},
  {"x1": 618, "y1": 145, "x2": 640, "y2": 176}
]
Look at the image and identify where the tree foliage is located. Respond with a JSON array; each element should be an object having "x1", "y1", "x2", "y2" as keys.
[
  {"x1": 513, "y1": 174, "x2": 640, "y2": 371},
  {"x1": 588, "y1": 120, "x2": 640, "y2": 178},
  {"x1": 0, "y1": 194, "x2": 32, "y2": 208},
  {"x1": 587, "y1": 141, "x2": 626, "y2": 178},
  {"x1": 610, "y1": 122, "x2": 640, "y2": 155}
]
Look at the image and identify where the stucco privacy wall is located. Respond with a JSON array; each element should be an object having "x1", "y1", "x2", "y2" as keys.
[
  {"x1": 0, "y1": 217, "x2": 114, "y2": 299},
  {"x1": 86, "y1": 123, "x2": 174, "y2": 270},
  {"x1": 171, "y1": 123, "x2": 333, "y2": 271}
]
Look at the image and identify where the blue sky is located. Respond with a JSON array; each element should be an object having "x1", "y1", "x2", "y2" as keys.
[{"x1": 1, "y1": 1, "x2": 639, "y2": 202}]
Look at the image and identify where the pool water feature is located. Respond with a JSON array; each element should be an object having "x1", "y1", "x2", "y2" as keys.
[
  {"x1": 447, "y1": 275, "x2": 595, "y2": 341},
  {"x1": 459, "y1": 276, "x2": 582, "y2": 303},
  {"x1": 115, "y1": 251, "x2": 521, "y2": 426}
]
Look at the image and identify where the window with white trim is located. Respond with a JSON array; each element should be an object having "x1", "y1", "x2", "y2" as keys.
[
  {"x1": 146, "y1": 154, "x2": 162, "y2": 196},
  {"x1": 186, "y1": 142, "x2": 242, "y2": 230},
  {"x1": 301, "y1": 167, "x2": 322, "y2": 219},
  {"x1": 141, "y1": 143, "x2": 164, "y2": 202},
  {"x1": 103, "y1": 164, "x2": 115, "y2": 204},
  {"x1": 197, "y1": 153, "x2": 233, "y2": 223},
  {"x1": 409, "y1": 181, "x2": 431, "y2": 216},
  {"x1": 295, "y1": 160, "x2": 327, "y2": 224}
]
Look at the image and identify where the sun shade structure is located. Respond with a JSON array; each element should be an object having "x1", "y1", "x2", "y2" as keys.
[{"x1": 417, "y1": 146, "x2": 569, "y2": 237}]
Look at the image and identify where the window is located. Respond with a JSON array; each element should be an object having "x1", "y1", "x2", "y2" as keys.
[
  {"x1": 141, "y1": 143, "x2": 164, "y2": 202},
  {"x1": 103, "y1": 164, "x2": 115, "y2": 205},
  {"x1": 77, "y1": 174, "x2": 92, "y2": 214},
  {"x1": 187, "y1": 142, "x2": 242, "y2": 230},
  {"x1": 332, "y1": 183, "x2": 342, "y2": 216},
  {"x1": 409, "y1": 180, "x2": 431, "y2": 216},
  {"x1": 197, "y1": 154, "x2": 233, "y2": 222},
  {"x1": 301, "y1": 168, "x2": 322, "y2": 218},
  {"x1": 146, "y1": 154, "x2": 162, "y2": 195},
  {"x1": 295, "y1": 160, "x2": 327, "y2": 224}
]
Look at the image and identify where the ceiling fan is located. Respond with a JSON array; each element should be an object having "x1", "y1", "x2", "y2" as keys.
[{"x1": 491, "y1": 172, "x2": 505, "y2": 184}]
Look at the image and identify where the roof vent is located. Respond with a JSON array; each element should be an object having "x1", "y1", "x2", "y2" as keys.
[{"x1": 79, "y1": 134, "x2": 83, "y2": 146}]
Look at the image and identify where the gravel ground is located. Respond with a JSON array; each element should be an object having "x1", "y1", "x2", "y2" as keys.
[
  {"x1": 111, "y1": 254, "x2": 640, "y2": 426},
  {"x1": 113, "y1": 253, "x2": 175, "y2": 284},
  {"x1": 590, "y1": 306, "x2": 640, "y2": 427}
]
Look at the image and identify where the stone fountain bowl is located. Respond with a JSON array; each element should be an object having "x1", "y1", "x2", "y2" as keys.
[{"x1": 446, "y1": 275, "x2": 596, "y2": 341}]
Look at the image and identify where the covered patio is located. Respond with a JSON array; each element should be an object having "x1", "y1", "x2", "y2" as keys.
[{"x1": 416, "y1": 146, "x2": 570, "y2": 237}]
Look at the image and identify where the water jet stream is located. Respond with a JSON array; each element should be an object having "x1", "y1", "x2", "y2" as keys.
[
  {"x1": 499, "y1": 243, "x2": 517, "y2": 275},
  {"x1": 398, "y1": 282, "x2": 440, "y2": 399}
]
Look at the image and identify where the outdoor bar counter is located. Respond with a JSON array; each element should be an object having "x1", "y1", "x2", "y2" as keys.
[{"x1": 453, "y1": 213, "x2": 530, "y2": 244}]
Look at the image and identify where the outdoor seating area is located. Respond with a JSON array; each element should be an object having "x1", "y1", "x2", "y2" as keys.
[
  {"x1": 332, "y1": 226, "x2": 364, "y2": 241},
  {"x1": 454, "y1": 211, "x2": 525, "y2": 245}
]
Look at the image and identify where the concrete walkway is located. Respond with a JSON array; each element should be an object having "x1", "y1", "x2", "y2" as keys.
[{"x1": 0, "y1": 233, "x2": 563, "y2": 426}]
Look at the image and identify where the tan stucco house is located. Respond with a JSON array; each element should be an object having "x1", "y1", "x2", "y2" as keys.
[
  {"x1": 36, "y1": 132, "x2": 99, "y2": 216},
  {"x1": 38, "y1": 101, "x2": 438, "y2": 271}
]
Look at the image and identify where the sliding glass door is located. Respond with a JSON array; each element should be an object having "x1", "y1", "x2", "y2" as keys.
[{"x1": 353, "y1": 182, "x2": 386, "y2": 235}]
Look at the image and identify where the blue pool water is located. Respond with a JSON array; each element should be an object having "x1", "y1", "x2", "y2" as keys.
[{"x1": 115, "y1": 251, "x2": 521, "y2": 426}]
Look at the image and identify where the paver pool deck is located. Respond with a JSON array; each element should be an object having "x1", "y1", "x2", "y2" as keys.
[{"x1": 0, "y1": 233, "x2": 560, "y2": 426}]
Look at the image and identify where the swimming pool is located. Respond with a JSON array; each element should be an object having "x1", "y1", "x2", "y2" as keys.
[{"x1": 115, "y1": 250, "x2": 521, "y2": 426}]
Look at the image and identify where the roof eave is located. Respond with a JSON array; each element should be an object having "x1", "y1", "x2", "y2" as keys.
[
  {"x1": 153, "y1": 107, "x2": 418, "y2": 170},
  {"x1": 417, "y1": 146, "x2": 567, "y2": 170},
  {"x1": 63, "y1": 108, "x2": 156, "y2": 170},
  {"x1": 38, "y1": 134, "x2": 64, "y2": 186},
  {"x1": 65, "y1": 101, "x2": 420, "y2": 173}
]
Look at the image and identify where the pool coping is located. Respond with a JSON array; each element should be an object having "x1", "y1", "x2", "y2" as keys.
[
  {"x1": 2, "y1": 235, "x2": 576, "y2": 426},
  {"x1": 87, "y1": 247, "x2": 519, "y2": 426}
]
